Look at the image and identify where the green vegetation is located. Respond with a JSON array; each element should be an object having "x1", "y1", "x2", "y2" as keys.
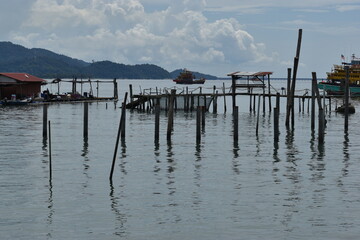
[{"x1": 0, "y1": 42, "x2": 172, "y2": 79}]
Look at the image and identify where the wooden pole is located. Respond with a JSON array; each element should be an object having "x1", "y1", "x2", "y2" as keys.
[
  {"x1": 311, "y1": 76, "x2": 316, "y2": 130},
  {"x1": 253, "y1": 94, "x2": 256, "y2": 113},
  {"x1": 262, "y1": 87, "x2": 266, "y2": 114},
  {"x1": 249, "y1": 92, "x2": 252, "y2": 112},
  {"x1": 196, "y1": 106, "x2": 201, "y2": 144},
  {"x1": 234, "y1": 106, "x2": 239, "y2": 142},
  {"x1": 113, "y1": 78, "x2": 118, "y2": 100},
  {"x1": 274, "y1": 107, "x2": 279, "y2": 142},
  {"x1": 213, "y1": 91, "x2": 218, "y2": 114},
  {"x1": 267, "y1": 74, "x2": 272, "y2": 112},
  {"x1": 318, "y1": 108, "x2": 325, "y2": 144},
  {"x1": 201, "y1": 106, "x2": 206, "y2": 128},
  {"x1": 129, "y1": 84, "x2": 133, "y2": 107},
  {"x1": 48, "y1": 120, "x2": 52, "y2": 180},
  {"x1": 109, "y1": 93, "x2": 128, "y2": 181},
  {"x1": 83, "y1": 102, "x2": 88, "y2": 138},
  {"x1": 96, "y1": 80, "x2": 99, "y2": 98},
  {"x1": 155, "y1": 100, "x2": 160, "y2": 142},
  {"x1": 43, "y1": 104, "x2": 48, "y2": 138},
  {"x1": 256, "y1": 95, "x2": 261, "y2": 136},
  {"x1": 285, "y1": 68, "x2": 292, "y2": 128},
  {"x1": 344, "y1": 65, "x2": 350, "y2": 132},
  {"x1": 223, "y1": 82, "x2": 227, "y2": 113},
  {"x1": 121, "y1": 101, "x2": 126, "y2": 141},
  {"x1": 167, "y1": 89, "x2": 176, "y2": 141},
  {"x1": 232, "y1": 76, "x2": 236, "y2": 113}
]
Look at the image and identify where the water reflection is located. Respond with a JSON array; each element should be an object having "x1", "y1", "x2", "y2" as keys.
[
  {"x1": 120, "y1": 140, "x2": 127, "y2": 175},
  {"x1": 281, "y1": 129, "x2": 302, "y2": 232},
  {"x1": 232, "y1": 142, "x2": 240, "y2": 175},
  {"x1": 193, "y1": 144, "x2": 203, "y2": 209},
  {"x1": 166, "y1": 140, "x2": 176, "y2": 196},
  {"x1": 46, "y1": 180, "x2": 54, "y2": 238},
  {"x1": 82, "y1": 138, "x2": 90, "y2": 189},
  {"x1": 338, "y1": 133, "x2": 350, "y2": 188},
  {"x1": 109, "y1": 182, "x2": 128, "y2": 238}
]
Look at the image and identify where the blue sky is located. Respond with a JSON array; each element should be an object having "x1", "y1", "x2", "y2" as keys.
[{"x1": 1, "y1": 0, "x2": 360, "y2": 78}]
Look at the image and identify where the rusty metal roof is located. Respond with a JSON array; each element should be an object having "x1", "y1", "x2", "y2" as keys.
[
  {"x1": 0, "y1": 73, "x2": 45, "y2": 83},
  {"x1": 227, "y1": 71, "x2": 273, "y2": 77}
]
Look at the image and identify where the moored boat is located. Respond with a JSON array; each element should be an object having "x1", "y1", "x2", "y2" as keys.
[
  {"x1": 173, "y1": 69, "x2": 205, "y2": 84},
  {"x1": 318, "y1": 54, "x2": 360, "y2": 95}
]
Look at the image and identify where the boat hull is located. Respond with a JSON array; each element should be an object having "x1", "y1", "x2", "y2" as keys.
[
  {"x1": 173, "y1": 79, "x2": 205, "y2": 84},
  {"x1": 318, "y1": 82, "x2": 360, "y2": 95}
]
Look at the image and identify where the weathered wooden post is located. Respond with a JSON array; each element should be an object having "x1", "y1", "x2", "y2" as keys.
[
  {"x1": 253, "y1": 94, "x2": 256, "y2": 113},
  {"x1": 223, "y1": 82, "x2": 227, "y2": 113},
  {"x1": 196, "y1": 106, "x2": 201, "y2": 144},
  {"x1": 155, "y1": 99, "x2": 160, "y2": 142},
  {"x1": 274, "y1": 107, "x2": 279, "y2": 142},
  {"x1": 232, "y1": 75, "x2": 236, "y2": 113},
  {"x1": 262, "y1": 87, "x2": 266, "y2": 114},
  {"x1": 48, "y1": 120, "x2": 52, "y2": 180},
  {"x1": 113, "y1": 78, "x2": 118, "y2": 100},
  {"x1": 167, "y1": 89, "x2": 176, "y2": 141},
  {"x1": 311, "y1": 76, "x2": 316, "y2": 130},
  {"x1": 274, "y1": 93, "x2": 280, "y2": 142},
  {"x1": 121, "y1": 101, "x2": 126, "y2": 141},
  {"x1": 234, "y1": 106, "x2": 239, "y2": 142},
  {"x1": 344, "y1": 65, "x2": 350, "y2": 132},
  {"x1": 256, "y1": 95, "x2": 261, "y2": 136},
  {"x1": 129, "y1": 84, "x2": 133, "y2": 107},
  {"x1": 213, "y1": 91, "x2": 218, "y2": 114},
  {"x1": 318, "y1": 108, "x2": 325, "y2": 144},
  {"x1": 249, "y1": 91, "x2": 252, "y2": 112},
  {"x1": 96, "y1": 80, "x2": 99, "y2": 98},
  {"x1": 267, "y1": 74, "x2": 272, "y2": 112},
  {"x1": 109, "y1": 93, "x2": 128, "y2": 181},
  {"x1": 43, "y1": 104, "x2": 48, "y2": 138},
  {"x1": 201, "y1": 106, "x2": 206, "y2": 128},
  {"x1": 83, "y1": 102, "x2": 89, "y2": 138}
]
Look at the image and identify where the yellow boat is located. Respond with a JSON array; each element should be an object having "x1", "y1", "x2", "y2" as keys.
[{"x1": 318, "y1": 54, "x2": 360, "y2": 95}]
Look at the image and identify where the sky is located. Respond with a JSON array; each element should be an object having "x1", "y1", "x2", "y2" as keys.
[{"x1": 1, "y1": 0, "x2": 360, "y2": 78}]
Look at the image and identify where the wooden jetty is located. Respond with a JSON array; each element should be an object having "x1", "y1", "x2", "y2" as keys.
[{"x1": 40, "y1": 77, "x2": 118, "y2": 103}]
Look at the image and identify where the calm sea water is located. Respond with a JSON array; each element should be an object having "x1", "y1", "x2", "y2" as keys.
[{"x1": 1, "y1": 79, "x2": 360, "y2": 240}]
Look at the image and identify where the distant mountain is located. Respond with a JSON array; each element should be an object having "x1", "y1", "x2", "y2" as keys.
[
  {"x1": 0, "y1": 41, "x2": 218, "y2": 79},
  {"x1": 170, "y1": 69, "x2": 218, "y2": 80}
]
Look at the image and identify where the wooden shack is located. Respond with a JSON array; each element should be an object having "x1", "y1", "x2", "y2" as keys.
[{"x1": 0, "y1": 73, "x2": 45, "y2": 99}]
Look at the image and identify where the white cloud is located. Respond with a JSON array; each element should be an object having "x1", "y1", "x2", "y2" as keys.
[
  {"x1": 336, "y1": 4, "x2": 360, "y2": 12},
  {"x1": 10, "y1": 0, "x2": 272, "y2": 75}
]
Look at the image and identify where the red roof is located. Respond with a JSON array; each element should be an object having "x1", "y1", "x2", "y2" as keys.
[{"x1": 0, "y1": 73, "x2": 45, "y2": 83}]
